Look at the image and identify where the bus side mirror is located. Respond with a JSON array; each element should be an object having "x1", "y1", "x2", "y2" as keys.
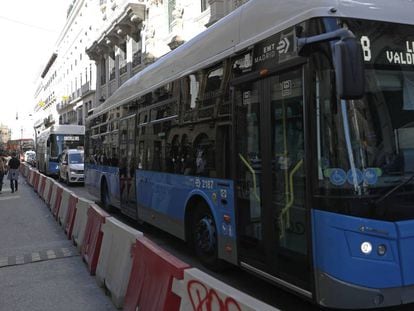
[
  {"x1": 333, "y1": 38, "x2": 365, "y2": 100},
  {"x1": 298, "y1": 28, "x2": 365, "y2": 100}
]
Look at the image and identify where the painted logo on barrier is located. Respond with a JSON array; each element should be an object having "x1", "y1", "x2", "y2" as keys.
[{"x1": 187, "y1": 280, "x2": 242, "y2": 311}]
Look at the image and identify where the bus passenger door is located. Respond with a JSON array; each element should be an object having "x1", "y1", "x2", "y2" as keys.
[
  {"x1": 234, "y1": 67, "x2": 311, "y2": 295},
  {"x1": 119, "y1": 116, "x2": 137, "y2": 219}
]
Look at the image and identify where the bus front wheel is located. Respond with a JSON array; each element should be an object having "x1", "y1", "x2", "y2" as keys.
[{"x1": 191, "y1": 204, "x2": 224, "y2": 271}]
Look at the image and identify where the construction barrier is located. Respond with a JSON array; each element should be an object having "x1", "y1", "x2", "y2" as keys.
[
  {"x1": 51, "y1": 185, "x2": 64, "y2": 218},
  {"x1": 43, "y1": 177, "x2": 54, "y2": 204},
  {"x1": 64, "y1": 193, "x2": 79, "y2": 239},
  {"x1": 123, "y1": 236, "x2": 190, "y2": 311},
  {"x1": 37, "y1": 174, "x2": 46, "y2": 198},
  {"x1": 172, "y1": 268, "x2": 279, "y2": 311},
  {"x1": 29, "y1": 170, "x2": 37, "y2": 187},
  {"x1": 21, "y1": 168, "x2": 279, "y2": 311},
  {"x1": 81, "y1": 203, "x2": 110, "y2": 275},
  {"x1": 57, "y1": 188, "x2": 73, "y2": 226},
  {"x1": 28, "y1": 169, "x2": 35, "y2": 186},
  {"x1": 95, "y1": 217, "x2": 143, "y2": 308},
  {"x1": 20, "y1": 163, "x2": 29, "y2": 177},
  {"x1": 48, "y1": 181, "x2": 58, "y2": 209},
  {"x1": 24, "y1": 164, "x2": 30, "y2": 177},
  {"x1": 33, "y1": 171, "x2": 40, "y2": 193},
  {"x1": 71, "y1": 198, "x2": 93, "y2": 251}
]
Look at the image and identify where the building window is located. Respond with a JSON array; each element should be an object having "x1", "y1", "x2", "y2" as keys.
[
  {"x1": 201, "y1": 0, "x2": 210, "y2": 12},
  {"x1": 100, "y1": 60, "x2": 106, "y2": 85},
  {"x1": 168, "y1": 0, "x2": 176, "y2": 32},
  {"x1": 119, "y1": 42, "x2": 127, "y2": 75},
  {"x1": 131, "y1": 35, "x2": 141, "y2": 67},
  {"x1": 109, "y1": 53, "x2": 115, "y2": 81}
]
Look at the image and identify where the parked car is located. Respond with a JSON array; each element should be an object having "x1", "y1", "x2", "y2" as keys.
[{"x1": 58, "y1": 149, "x2": 84, "y2": 185}]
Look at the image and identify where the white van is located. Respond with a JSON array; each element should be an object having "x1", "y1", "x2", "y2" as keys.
[{"x1": 58, "y1": 149, "x2": 84, "y2": 185}]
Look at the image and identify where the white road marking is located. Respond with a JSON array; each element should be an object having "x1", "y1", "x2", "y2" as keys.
[
  {"x1": 16, "y1": 255, "x2": 24, "y2": 265},
  {"x1": 32, "y1": 252, "x2": 41, "y2": 262},
  {"x1": 0, "y1": 196, "x2": 20, "y2": 201},
  {"x1": 61, "y1": 248, "x2": 71, "y2": 256},
  {"x1": 0, "y1": 258, "x2": 8, "y2": 267},
  {"x1": 46, "y1": 250, "x2": 56, "y2": 259}
]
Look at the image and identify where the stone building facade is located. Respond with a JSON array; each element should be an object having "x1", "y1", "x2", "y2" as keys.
[{"x1": 33, "y1": 0, "x2": 249, "y2": 130}]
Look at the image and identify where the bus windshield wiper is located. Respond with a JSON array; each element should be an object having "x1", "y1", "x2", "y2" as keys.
[{"x1": 373, "y1": 173, "x2": 414, "y2": 206}]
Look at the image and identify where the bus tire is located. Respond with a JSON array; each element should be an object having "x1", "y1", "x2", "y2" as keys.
[{"x1": 191, "y1": 203, "x2": 224, "y2": 271}]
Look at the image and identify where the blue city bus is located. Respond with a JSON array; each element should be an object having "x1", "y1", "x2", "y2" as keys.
[
  {"x1": 37, "y1": 124, "x2": 85, "y2": 176},
  {"x1": 85, "y1": 0, "x2": 414, "y2": 308}
]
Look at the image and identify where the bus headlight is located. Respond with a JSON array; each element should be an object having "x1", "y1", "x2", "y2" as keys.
[{"x1": 361, "y1": 241, "x2": 372, "y2": 254}]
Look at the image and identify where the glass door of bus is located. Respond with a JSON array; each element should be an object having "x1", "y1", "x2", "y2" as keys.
[
  {"x1": 234, "y1": 67, "x2": 311, "y2": 295},
  {"x1": 119, "y1": 115, "x2": 137, "y2": 218}
]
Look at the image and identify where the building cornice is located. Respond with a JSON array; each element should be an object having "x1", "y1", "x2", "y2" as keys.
[{"x1": 86, "y1": 3, "x2": 145, "y2": 60}]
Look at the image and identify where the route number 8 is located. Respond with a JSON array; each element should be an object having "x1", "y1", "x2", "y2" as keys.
[{"x1": 360, "y1": 36, "x2": 371, "y2": 61}]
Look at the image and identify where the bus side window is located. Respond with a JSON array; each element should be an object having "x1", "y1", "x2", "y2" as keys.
[
  {"x1": 181, "y1": 134, "x2": 192, "y2": 175},
  {"x1": 193, "y1": 133, "x2": 211, "y2": 177}
]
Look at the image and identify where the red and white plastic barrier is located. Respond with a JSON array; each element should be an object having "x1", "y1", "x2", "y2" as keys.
[
  {"x1": 81, "y1": 203, "x2": 110, "y2": 275},
  {"x1": 48, "y1": 182, "x2": 58, "y2": 209},
  {"x1": 43, "y1": 177, "x2": 54, "y2": 204},
  {"x1": 95, "y1": 217, "x2": 143, "y2": 308},
  {"x1": 21, "y1": 169, "x2": 279, "y2": 311},
  {"x1": 71, "y1": 198, "x2": 93, "y2": 250},
  {"x1": 172, "y1": 268, "x2": 279, "y2": 311},
  {"x1": 123, "y1": 236, "x2": 190, "y2": 311},
  {"x1": 37, "y1": 174, "x2": 46, "y2": 197},
  {"x1": 57, "y1": 188, "x2": 73, "y2": 226},
  {"x1": 33, "y1": 171, "x2": 40, "y2": 192},
  {"x1": 64, "y1": 192, "x2": 79, "y2": 239},
  {"x1": 51, "y1": 185, "x2": 64, "y2": 218}
]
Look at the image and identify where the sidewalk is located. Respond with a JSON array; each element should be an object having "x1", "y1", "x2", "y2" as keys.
[{"x1": 0, "y1": 177, "x2": 116, "y2": 311}]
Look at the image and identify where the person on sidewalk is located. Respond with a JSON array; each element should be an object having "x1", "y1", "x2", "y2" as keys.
[
  {"x1": 0, "y1": 156, "x2": 5, "y2": 193},
  {"x1": 7, "y1": 152, "x2": 20, "y2": 193}
]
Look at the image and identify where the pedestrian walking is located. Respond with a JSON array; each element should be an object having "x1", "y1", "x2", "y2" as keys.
[
  {"x1": 8, "y1": 152, "x2": 21, "y2": 193},
  {"x1": 0, "y1": 156, "x2": 5, "y2": 193}
]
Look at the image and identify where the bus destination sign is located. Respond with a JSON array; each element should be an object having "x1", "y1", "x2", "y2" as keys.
[
  {"x1": 361, "y1": 36, "x2": 414, "y2": 67},
  {"x1": 346, "y1": 19, "x2": 414, "y2": 68},
  {"x1": 64, "y1": 136, "x2": 80, "y2": 141},
  {"x1": 384, "y1": 41, "x2": 414, "y2": 66}
]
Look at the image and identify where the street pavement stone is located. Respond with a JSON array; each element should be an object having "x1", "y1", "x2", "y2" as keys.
[{"x1": 0, "y1": 175, "x2": 117, "y2": 311}]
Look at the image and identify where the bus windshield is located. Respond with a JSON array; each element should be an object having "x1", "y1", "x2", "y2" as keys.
[
  {"x1": 50, "y1": 134, "x2": 84, "y2": 158},
  {"x1": 315, "y1": 19, "x2": 414, "y2": 220}
]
